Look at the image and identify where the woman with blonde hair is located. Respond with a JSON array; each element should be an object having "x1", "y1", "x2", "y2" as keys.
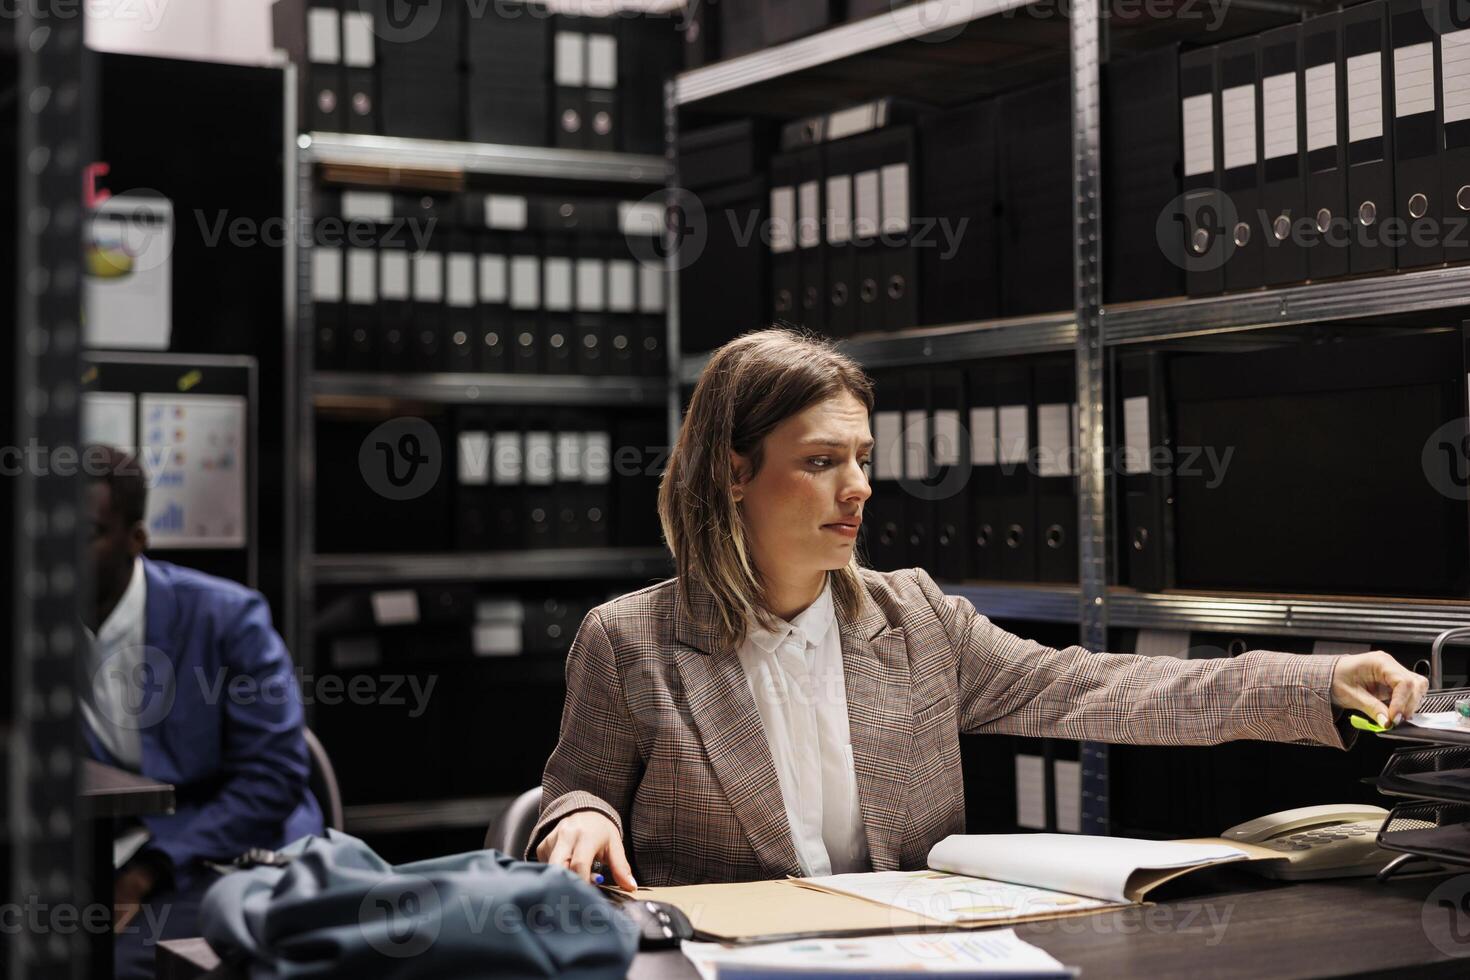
[{"x1": 530, "y1": 326, "x2": 1425, "y2": 890}]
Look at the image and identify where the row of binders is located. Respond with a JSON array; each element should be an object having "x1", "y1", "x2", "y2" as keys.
[
  {"x1": 317, "y1": 585, "x2": 606, "y2": 663},
  {"x1": 315, "y1": 408, "x2": 665, "y2": 554},
  {"x1": 311, "y1": 188, "x2": 668, "y2": 376},
  {"x1": 1179, "y1": 0, "x2": 1470, "y2": 294},
  {"x1": 1115, "y1": 322, "x2": 1470, "y2": 599},
  {"x1": 861, "y1": 359, "x2": 1081, "y2": 586},
  {"x1": 861, "y1": 323, "x2": 1470, "y2": 598},
  {"x1": 273, "y1": 0, "x2": 679, "y2": 151},
  {"x1": 677, "y1": 82, "x2": 1077, "y2": 353}
]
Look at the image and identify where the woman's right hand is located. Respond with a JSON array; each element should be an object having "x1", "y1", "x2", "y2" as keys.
[{"x1": 535, "y1": 810, "x2": 638, "y2": 891}]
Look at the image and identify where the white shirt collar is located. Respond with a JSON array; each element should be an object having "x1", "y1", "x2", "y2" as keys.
[
  {"x1": 96, "y1": 556, "x2": 146, "y2": 647},
  {"x1": 746, "y1": 575, "x2": 836, "y2": 656}
]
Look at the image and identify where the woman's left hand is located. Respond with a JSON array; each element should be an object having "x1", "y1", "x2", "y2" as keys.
[{"x1": 1330, "y1": 651, "x2": 1429, "y2": 728}]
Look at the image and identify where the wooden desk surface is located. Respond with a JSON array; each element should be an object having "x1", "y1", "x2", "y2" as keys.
[
  {"x1": 158, "y1": 870, "x2": 1470, "y2": 979},
  {"x1": 79, "y1": 758, "x2": 175, "y2": 819}
]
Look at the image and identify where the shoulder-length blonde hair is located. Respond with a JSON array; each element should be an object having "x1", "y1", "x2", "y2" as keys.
[{"x1": 658, "y1": 326, "x2": 875, "y2": 653}]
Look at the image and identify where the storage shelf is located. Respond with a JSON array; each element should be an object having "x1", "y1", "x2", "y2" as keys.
[
  {"x1": 314, "y1": 547, "x2": 672, "y2": 586},
  {"x1": 344, "y1": 795, "x2": 516, "y2": 835},
  {"x1": 1108, "y1": 590, "x2": 1470, "y2": 644},
  {"x1": 301, "y1": 132, "x2": 668, "y2": 185},
  {"x1": 678, "y1": 312, "x2": 1077, "y2": 385},
  {"x1": 1102, "y1": 265, "x2": 1470, "y2": 346},
  {"x1": 313, "y1": 371, "x2": 669, "y2": 407},
  {"x1": 674, "y1": 0, "x2": 1067, "y2": 113},
  {"x1": 939, "y1": 582, "x2": 1470, "y2": 643}
]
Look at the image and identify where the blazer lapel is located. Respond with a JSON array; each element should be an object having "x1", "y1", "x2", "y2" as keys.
[{"x1": 840, "y1": 603, "x2": 911, "y2": 873}]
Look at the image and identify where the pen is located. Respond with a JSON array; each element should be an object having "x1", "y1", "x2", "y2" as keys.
[{"x1": 592, "y1": 860, "x2": 607, "y2": 886}]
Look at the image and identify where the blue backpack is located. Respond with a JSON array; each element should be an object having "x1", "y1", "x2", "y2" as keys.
[{"x1": 201, "y1": 830, "x2": 639, "y2": 978}]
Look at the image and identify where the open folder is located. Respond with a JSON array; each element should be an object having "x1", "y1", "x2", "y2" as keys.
[{"x1": 627, "y1": 834, "x2": 1284, "y2": 942}]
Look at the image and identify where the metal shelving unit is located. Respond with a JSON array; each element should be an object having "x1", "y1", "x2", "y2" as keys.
[
  {"x1": 293, "y1": 130, "x2": 677, "y2": 840},
  {"x1": 314, "y1": 548, "x2": 672, "y2": 586},
  {"x1": 301, "y1": 132, "x2": 669, "y2": 185},
  {"x1": 313, "y1": 371, "x2": 668, "y2": 407}
]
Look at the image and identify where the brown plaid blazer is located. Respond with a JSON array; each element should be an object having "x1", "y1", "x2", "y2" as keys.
[{"x1": 528, "y1": 567, "x2": 1352, "y2": 886}]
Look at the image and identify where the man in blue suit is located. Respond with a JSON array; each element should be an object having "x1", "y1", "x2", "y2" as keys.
[{"x1": 83, "y1": 448, "x2": 323, "y2": 978}]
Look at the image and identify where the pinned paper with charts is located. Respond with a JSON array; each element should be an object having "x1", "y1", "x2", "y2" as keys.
[{"x1": 141, "y1": 394, "x2": 247, "y2": 548}]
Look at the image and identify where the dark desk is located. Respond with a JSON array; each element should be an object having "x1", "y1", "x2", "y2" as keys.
[
  {"x1": 82, "y1": 759, "x2": 175, "y2": 979},
  {"x1": 157, "y1": 870, "x2": 1470, "y2": 979},
  {"x1": 81, "y1": 758, "x2": 176, "y2": 819}
]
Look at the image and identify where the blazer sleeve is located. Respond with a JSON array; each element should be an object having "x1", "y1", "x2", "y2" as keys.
[
  {"x1": 526, "y1": 608, "x2": 643, "y2": 860},
  {"x1": 148, "y1": 592, "x2": 314, "y2": 873},
  {"x1": 913, "y1": 569, "x2": 1354, "y2": 749}
]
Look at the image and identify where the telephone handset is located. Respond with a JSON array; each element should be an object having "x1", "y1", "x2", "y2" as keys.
[{"x1": 1222, "y1": 804, "x2": 1393, "y2": 880}]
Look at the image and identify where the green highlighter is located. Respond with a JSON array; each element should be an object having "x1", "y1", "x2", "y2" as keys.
[{"x1": 1349, "y1": 713, "x2": 1390, "y2": 734}]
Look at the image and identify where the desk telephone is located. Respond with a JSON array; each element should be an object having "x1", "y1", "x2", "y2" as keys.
[{"x1": 1222, "y1": 803, "x2": 1393, "y2": 880}]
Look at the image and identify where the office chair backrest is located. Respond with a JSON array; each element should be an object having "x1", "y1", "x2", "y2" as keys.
[
  {"x1": 485, "y1": 786, "x2": 542, "y2": 858},
  {"x1": 304, "y1": 727, "x2": 345, "y2": 832}
]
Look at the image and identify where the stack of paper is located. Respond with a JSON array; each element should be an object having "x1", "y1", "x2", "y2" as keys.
[{"x1": 681, "y1": 928, "x2": 1075, "y2": 979}]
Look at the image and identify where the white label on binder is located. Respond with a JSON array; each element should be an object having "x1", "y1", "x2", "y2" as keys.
[
  {"x1": 510, "y1": 256, "x2": 541, "y2": 310},
  {"x1": 585, "y1": 431, "x2": 611, "y2": 484},
  {"x1": 1222, "y1": 83, "x2": 1258, "y2": 170},
  {"x1": 447, "y1": 253, "x2": 475, "y2": 308},
  {"x1": 371, "y1": 590, "x2": 418, "y2": 626},
  {"x1": 854, "y1": 170, "x2": 880, "y2": 239},
  {"x1": 586, "y1": 34, "x2": 618, "y2": 89},
  {"x1": 998, "y1": 405, "x2": 1028, "y2": 466},
  {"x1": 769, "y1": 186, "x2": 796, "y2": 253},
  {"x1": 1137, "y1": 630, "x2": 1191, "y2": 658},
  {"x1": 1347, "y1": 52, "x2": 1383, "y2": 142},
  {"x1": 525, "y1": 432, "x2": 554, "y2": 485},
  {"x1": 1015, "y1": 754, "x2": 1045, "y2": 830},
  {"x1": 618, "y1": 200, "x2": 665, "y2": 238},
  {"x1": 341, "y1": 190, "x2": 391, "y2": 222},
  {"x1": 880, "y1": 162, "x2": 910, "y2": 234},
  {"x1": 1182, "y1": 93, "x2": 1214, "y2": 178},
  {"x1": 873, "y1": 411, "x2": 903, "y2": 480},
  {"x1": 797, "y1": 181, "x2": 820, "y2": 249},
  {"x1": 346, "y1": 248, "x2": 376, "y2": 304},
  {"x1": 1037, "y1": 403, "x2": 1071, "y2": 478},
  {"x1": 380, "y1": 250, "x2": 409, "y2": 300},
  {"x1": 473, "y1": 620, "x2": 522, "y2": 657},
  {"x1": 638, "y1": 264, "x2": 665, "y2": 313},
  {"x1": 341, "y1": 12, "x2": 375, "y2": 68},
  {"x1": 1305, "y1": 63, "x2": 1338, "y2": 152},
  {"x1": 1394, "y1": 42, "x2": 1435, "y2": 117},
  {"x1": 1262, "y1": 72, "x2": 1298, "y2": 160},
  {"x1": 607, "y1": 260, "x2": 635, "y2": 312},
  {"x1": 903, "y1": 410, "x2": 927, "y2": 480},
  {"x1": 1444, "y1": 29, "x2": 1470, "y2": 125},
  {"x1": 827, "y1": 103, "x2": 879, "y2": 140},
  {"x1": 485, "y1": 195, "x2": 528, "y2": 230},
  {"x1": 933, "y1": 410, "x2": 961, "y2": 467},
  {"x1": 311, "y1": 246, "x2": 343, "y2": 303},
  {"x1": 412, "y1": 251, "x2": 443, "y2": 303},
  {"x1": 307, "y1": 8, "x2": 340, "y2": 64},
  {"x1": 557, "y1": 431, "x2": 584, "y2": 481},
  {"x1": 576, "y1": 259, "x2": 606, "y2": 311},
  {"x1": 554, "y1": 32, "x2": 586, "y2": 87},
  {"x1": 1055, "y1": 760, "x2": 1081, "y2": 834},
  {"x1": 479, "y1": 254, "x2": 507, "y2": 304},
  {"x1": 969, "y1": 407, "x2": 997, "y2": 466},
  {"x1": 492, "y1": 431, "x2": 523, "y2": 485},
  {"x1": 1122, "y1": 395, "x2": 1151, "y2": 475},
  {"x1": 826, "y1": 174, "x2": 852, "y2": 244},
  {"x1": 458, "y1": 431, "x2": 491, "y2": 486},
  {"x1": 544, "y1": 257, "x2": 573, "y2": 311}
]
